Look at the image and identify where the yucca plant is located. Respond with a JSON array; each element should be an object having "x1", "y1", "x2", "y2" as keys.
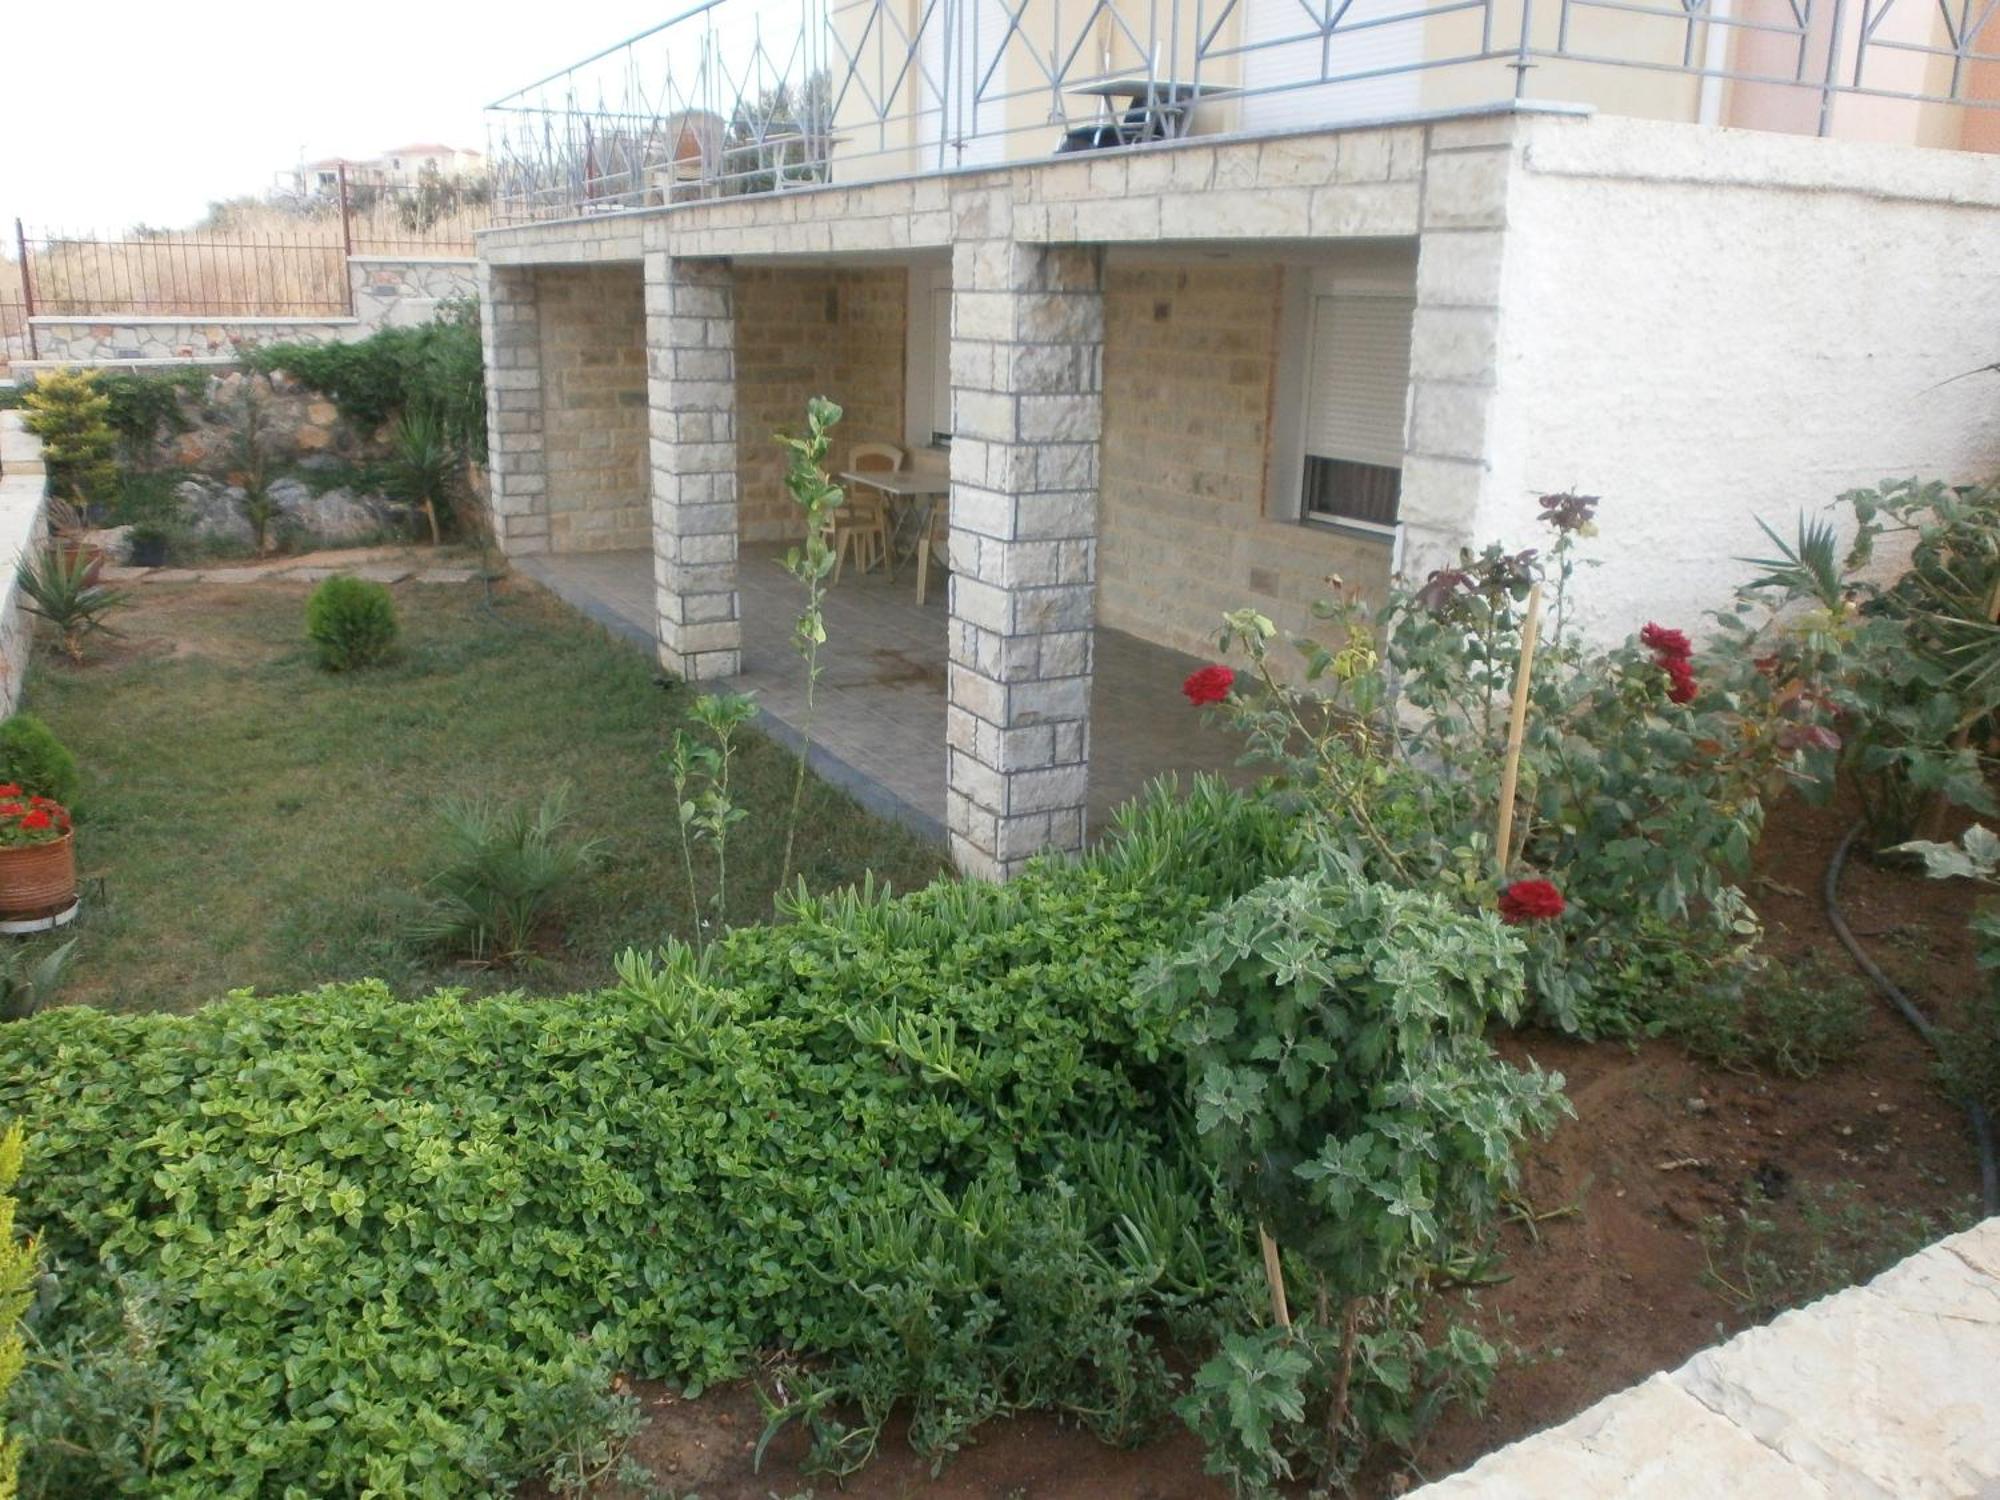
[
  {"x1": 18, "y1": 546, "x2": 127, "y2": 665},
  {"x1": 384, "y1": 405, "x2": 457, "y2": 545},
  {"x1": 0, "y1": 938, "x2": 75, "y2": 1022},
  {"x1": 410, "y1": 787, "x2": 604, "y2": 966}
]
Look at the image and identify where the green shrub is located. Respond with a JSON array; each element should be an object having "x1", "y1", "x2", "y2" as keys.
[
  {"x1": 19, "y1": 370, "x2": 117, "y2": 511},
  {"x1": 304, "y1": 575, "x2": 398, "y2": 671},
  {"x1": 248, "y1": 304, "x2": 485, "y2": 460},
  {"x1": 96, "y1": 369, "x2": 205, "y2": 468},
  {"x1": 0, "y1": 782, "x2": 1294, "y2": 1496},
  {"x1": 410, "y1": 787, "x2": 605, "y2": 964},
  {"x1": 0, "y1": 715, "x2": 80, "y2": 808},
  {"x1": 1158, "y1": 862, "x2": 1567, "y2": 1491},
  {"x1": 0, "y1": 1123, "x2": 33, "y2": 1500}
]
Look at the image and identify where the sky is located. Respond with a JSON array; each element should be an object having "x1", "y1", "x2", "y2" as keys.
[{"x1": 3, "y1": 1, "x2": 690, "y2": 232}]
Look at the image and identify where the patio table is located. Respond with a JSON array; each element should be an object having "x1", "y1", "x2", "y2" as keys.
[{"x1": 838, "y1": 469, "x2": 951, "y2": 587}]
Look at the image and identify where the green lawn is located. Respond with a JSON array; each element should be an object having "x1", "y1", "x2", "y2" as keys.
[{"x1": 22, "y1": 575, "x2": 948, "y2": 1013}]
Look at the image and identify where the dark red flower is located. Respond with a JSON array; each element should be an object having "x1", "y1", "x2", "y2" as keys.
[
  {"x1": 1663, "y1": 656, "x2": 1698, "y2": 705},
  {"x1": 1639, "y1": 623, "x2": 1692, "y2": 660},
  {"x1": 1182, "y1": 664, "x2": 1235, "y2": 707},
  {"x1": 1498, "y1": 879, "x2": 1565, "y2": 925}
]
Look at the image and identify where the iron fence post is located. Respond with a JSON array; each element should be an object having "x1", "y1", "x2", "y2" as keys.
[
  {"x1": 12, "y1": 218, "x2": 36, "y2": 362},
  {"x1": 337, "y1": 162, "x2": 356, "y2": 315},
  {"x1": 1819, "y1": 0, "x2": 1847, "y2": 135}
]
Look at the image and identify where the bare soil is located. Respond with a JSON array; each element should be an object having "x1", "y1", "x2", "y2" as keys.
[{"x1": 558, "y1": 795, "x2": 1987, "y2": 1499}]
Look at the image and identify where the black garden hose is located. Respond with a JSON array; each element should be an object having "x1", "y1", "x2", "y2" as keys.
[{"x1": 1824, "y1": 822, "x2": 1999, "y2": 1216}]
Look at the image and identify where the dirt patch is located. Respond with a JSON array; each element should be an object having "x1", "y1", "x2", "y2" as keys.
[{"x1": 561, "y1": 793, "x2": 1985, "y2": 1498}]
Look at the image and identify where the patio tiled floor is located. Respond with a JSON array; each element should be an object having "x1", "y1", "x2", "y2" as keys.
[{"x1": 518, "y1": 545, "x2": 1249, "y2": 842}]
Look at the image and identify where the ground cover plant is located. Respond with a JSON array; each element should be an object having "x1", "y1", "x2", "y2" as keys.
[
  {"x1": 0, "y1": 784, "x2": 1303, "y2": 1496},
  {"x1": 16, "y1": 579, "x2": 945, "y2": 1012}
]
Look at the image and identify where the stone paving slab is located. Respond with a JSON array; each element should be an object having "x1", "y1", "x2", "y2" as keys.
[
  {"x1": 103, "y1": 549, "x2": 482, "y2": 587},
  {"x1": 1411, "y1": 1218, "x2": 2000, "y2": 1499}
]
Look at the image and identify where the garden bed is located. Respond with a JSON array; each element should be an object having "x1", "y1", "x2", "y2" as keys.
[
  {"x1": 17, "y1": 563, "x2": 947, "y2": 1011},
  {"x1": 542, "y1": 795, "x2": 1986, "y2": 1499}
]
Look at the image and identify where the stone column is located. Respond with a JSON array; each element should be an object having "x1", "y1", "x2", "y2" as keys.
[
  {"x1": 476, "y1": 263, "x2": 548, "y2": 556},
  {"x1": 644, "y1": 252, "x2": 741, "y2": 681},
  {"x1": 945, "y1": 223, "x2": 1104, "y2": 881}
]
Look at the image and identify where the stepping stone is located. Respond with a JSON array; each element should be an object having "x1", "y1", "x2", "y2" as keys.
[{"x1": 414, "y1": 568, "x2": 479, "y2": 584}]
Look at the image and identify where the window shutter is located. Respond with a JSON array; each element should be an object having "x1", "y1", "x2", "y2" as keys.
[{"x1": 1303, "y1": 293, "x2": 1414, "y2": 470}]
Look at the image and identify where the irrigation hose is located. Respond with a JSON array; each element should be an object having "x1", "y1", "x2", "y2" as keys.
[{"x1": 1824, "y1": 822, "x2": 2000, "y2": 1216}]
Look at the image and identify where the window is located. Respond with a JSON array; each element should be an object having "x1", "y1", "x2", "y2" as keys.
[
  {"x1": 1299, "y1": 288, "x2": 1414, "y2": 531},
  {"x1": 1269, "y1": 258, "x2": 1416, "y2": 539},
  {"x1": 904, "y1": 262, "x2": 954, "y2": 449}
]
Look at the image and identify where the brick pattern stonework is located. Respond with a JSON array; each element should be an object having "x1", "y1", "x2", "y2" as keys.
[
  {"x1": 477, "y1": 263, "x2": 548, "y2": 556},
  {"x1": 1098, "y1": 263, "x2": 1389, "y2": 661},
  {"x1": 736, "y1": 266, "x2": 907, "y2": 541},
  {"x1": 537, "y1": 265, "x2": 650, "y2": 553},
  {"x1": 645, "y1": 254, "x2": 742, "y2": 681},
  {"x1": 945, "y1": 219, "x2": 1105, "y2": 880}
]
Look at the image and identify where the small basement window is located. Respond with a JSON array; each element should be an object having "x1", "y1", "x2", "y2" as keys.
[
  {"x1": 1267, "y1": 254, "x2": 1417, "y2": 541},
  {"x1": 1299, "y1": 285, "x2": 1414, "y2": 533}
]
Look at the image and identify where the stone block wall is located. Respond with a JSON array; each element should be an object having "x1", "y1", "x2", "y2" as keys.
[
  {"x1": 1098, "y1": 262, "x2": 1390, "y2": 661},
  {"x1": 735, "y1": 266, "x2": 906, "y2": 540},
  {"x1": 535, "y1": 264, "x2": 650, "y2": 553}
]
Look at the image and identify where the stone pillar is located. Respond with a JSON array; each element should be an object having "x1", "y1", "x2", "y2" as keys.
[
  {"x1": 945, "y1": 225, "x2": 1104, "y2": 881},
  {"x1": 644, "y1": 252, "x2": 741, "y2": 681},
  {"x1": 476, "y1": 263, "x2": 548, "y2": 556}
]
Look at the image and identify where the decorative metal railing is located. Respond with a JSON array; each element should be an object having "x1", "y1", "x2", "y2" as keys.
[{"x1": 486, "y1": 0, "x2": 2000, "y2": 220}]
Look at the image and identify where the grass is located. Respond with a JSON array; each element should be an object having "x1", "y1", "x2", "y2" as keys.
[{"x1": 18, "y1": 575, "x2": 948, "y2": 1013}]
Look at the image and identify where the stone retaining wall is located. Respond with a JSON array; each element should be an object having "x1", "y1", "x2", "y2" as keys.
[
  {"x1": 25, "y1": 255, "x2": 476, "y2": 364},
  {"x1": 0, "y1": 415, "x2": 50, "y2": 716},
  {"x1": 1412, "y1": 1216, "x2": 2000, "y2": 1497}
]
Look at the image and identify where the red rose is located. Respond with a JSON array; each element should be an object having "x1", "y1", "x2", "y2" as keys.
[
  {"x1": 1498, "y1": 879, "x2": 1565, "y2": 924},
  {"x1": 1663, "y1": 656, "x2": 1698, "y2": 705},
  {"x1": 18, "y1": 809, "x2": 51, "y2": 832},
  {"x1": 1639, "y1": 623, "x2": 1692, "y2": 660},
  {"x1": 1182, "y1": 664, "x2": 1235, "y2": 707}
]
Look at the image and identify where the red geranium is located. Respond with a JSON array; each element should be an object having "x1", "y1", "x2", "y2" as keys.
[
  {"x1": 1182, "y1": 664, "x2": 1236, "y2": 707},
  {"x1": 0, "y1": 784, "x2": 20, "y2": 797},
  {"x1": 0, "y1": 793, "x2": 70, "y2": 848},
  {"x1": 1498, "y1": 879, "x2": 1565, "y2": 925}
]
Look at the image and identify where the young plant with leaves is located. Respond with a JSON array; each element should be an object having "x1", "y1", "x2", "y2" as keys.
[
  {"x1": 410, "y1": 786, "x2": 606, "y2": 966},
  {"x1": 227, "y1": 381, "x2": 280, "y2": 554},
  {"x1": 0, "y1": 1122, "x2": 31, "y2": 1500},
  {"x1": 663, "y1": 691, "x2": 758, "y2": 951},
  {"x1": 1154, "y1": 860, "x2": 1568, "y2": 1492},
  {"x1": 772, "y1": 396, "x2": 845, "y2": 904}
]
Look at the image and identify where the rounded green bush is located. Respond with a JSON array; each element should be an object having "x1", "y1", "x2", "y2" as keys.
[
  {"x1": 305, "y1": 575, "x2": 399, "y2": 671},
  {"x1": 0, "y1": 712, "x2": 81, "y2": 806}
]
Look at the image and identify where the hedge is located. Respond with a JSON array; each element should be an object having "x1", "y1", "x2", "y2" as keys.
[{"x1": 1, "y1": 781, "x2": 1286, "y2": 1496}]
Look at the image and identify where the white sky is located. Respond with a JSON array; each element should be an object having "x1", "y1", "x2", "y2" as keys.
[{"x1": 3, "y1": 1, "x2": 688, "y2": 232}]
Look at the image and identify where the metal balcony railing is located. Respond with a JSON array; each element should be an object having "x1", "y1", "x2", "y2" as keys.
[{"x1": 485, "y1": 0, "x2": 2000, "y2": 221}]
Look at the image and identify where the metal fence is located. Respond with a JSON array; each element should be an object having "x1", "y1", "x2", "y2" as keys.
[
  {"x1": 6, "y1": 174, "x2": 491, "y2": 355},
  {"x1": 486, "y1": 0, "x2": 2000, "y2": 220}
]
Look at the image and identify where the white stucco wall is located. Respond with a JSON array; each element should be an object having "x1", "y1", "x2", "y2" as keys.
[
  {"x1": 1460, "y1": 114, "x2": 2000, "y2": 644},
  {"x1": 0, "y1": 415, "x2": 50, "y2": 716}
]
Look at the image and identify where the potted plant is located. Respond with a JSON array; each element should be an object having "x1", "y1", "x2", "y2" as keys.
[
  {"x1": 0, "y1": 788, "x2": 77, "y2": 924},
  {"x1": 127, "y1": 521, "x2": 172, "y2": 568}
]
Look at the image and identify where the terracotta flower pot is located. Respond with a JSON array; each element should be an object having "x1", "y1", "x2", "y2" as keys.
[
  {"x1": 56, "y1": 539, "x2": 106, "y2": 586},
  {"x1": 0, "y1": 832, "x2": 78, "y2": 921}
]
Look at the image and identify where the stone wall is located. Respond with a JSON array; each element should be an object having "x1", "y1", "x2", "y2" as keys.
[
  {"x1": 535, "y1": 264, "x2": 650, "y2": 553},
  {"x1": 1098, "y1": 261, "x2": 1390, "y2": 661},
  {"x1": 736, "y1": 265, "x2": 906, "y2": 541},
  {"x1": 25, "y1": 255, "x2": 477, "y2": 364},
  {"x1": 0, "y1": 415, "x2": 50, "y2": 716},
  {"x1": 150, "y1": 369, "x2": 383, "y2": 471}
]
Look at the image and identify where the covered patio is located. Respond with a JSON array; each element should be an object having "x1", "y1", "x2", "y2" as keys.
[{"x1": 519, "y1": 543, "x2": 1249, "y2": 841}]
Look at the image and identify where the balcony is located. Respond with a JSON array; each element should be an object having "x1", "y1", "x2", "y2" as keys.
[{"x1": 486, "y1": 0, "x2": 2000, "y2": 221}]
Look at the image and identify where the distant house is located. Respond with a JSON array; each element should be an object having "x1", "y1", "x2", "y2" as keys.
[{"x1": 288, "y1": 145, "x2": 486, "y2": 197}]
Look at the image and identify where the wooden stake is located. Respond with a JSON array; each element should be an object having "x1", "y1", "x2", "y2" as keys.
[
  {"x1": 1258, "y1": 1226, "x2": 1292, "y2": 1331},
  {"x1": 1493, "y1": 582, "x2": 1544, "y2": 876}
]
